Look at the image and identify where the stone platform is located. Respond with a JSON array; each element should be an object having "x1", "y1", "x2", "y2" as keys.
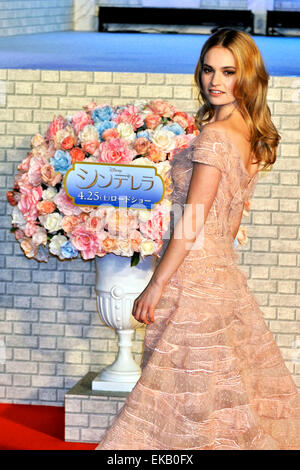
[{"x1": 64, "y1": 371, "x2": 129, "y2": 443}]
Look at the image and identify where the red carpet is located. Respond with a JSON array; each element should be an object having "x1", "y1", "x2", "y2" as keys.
[{"x1": 0, "y1": 403, "x2": 97, "y2": 450}]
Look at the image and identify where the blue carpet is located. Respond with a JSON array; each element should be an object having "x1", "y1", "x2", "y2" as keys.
[{"x1": 0, "y1": 31, "x2": 299, "y2": 76}]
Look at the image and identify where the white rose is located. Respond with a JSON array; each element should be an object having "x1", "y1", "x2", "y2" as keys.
[
  {"x1": 156, "y1": 160, "x2": 171, "y2": 179},
  {"x1": 49, "y1": 234, "x2": 67, "y2": 256},
  {"x1": 152, "y1": 127, "x2": 175, "y2": 152},
  {"x1": 138, "y1": 209, "x2": 151, "y2": 223},
  {"x1": 160, "y1": 198, "x2": 172, "y2": 210},
  {"x1": 140, "y1": 238, "x2": 156, "y2": 257},
  {"x1": 42, "y1": 213, "x2": 63, "y2": 233},
  {"x1": 131, "y1": 157, "x2": 155, "y2": 168},
  {"x1": 12, "y1": 206, "x2": 26, "y2": 226},
  {"x1": 117, "y1": 123, "x2": 135, "y2": 142},
  {"x1": 42, "y1": 187, "x2": 57, "y2": 202},
  {"x1": 133, "y1": 100, "x2": 148, "y2": 112},
  {"x1": 78, "y1": 124, "x2": 99, "y2": 143}
]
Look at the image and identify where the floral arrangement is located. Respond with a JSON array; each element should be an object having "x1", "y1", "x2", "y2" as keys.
[{"x1": 7, "y1": 100, "x2": 199, "y2": 265}]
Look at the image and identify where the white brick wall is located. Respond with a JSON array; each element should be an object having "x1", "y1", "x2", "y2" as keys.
[
  {"x1": 0, "y1": 0, "x2": 73, "y2": 37},
  {"x1": 1, "y1": 70, "x2": 300, "y2": 405}
]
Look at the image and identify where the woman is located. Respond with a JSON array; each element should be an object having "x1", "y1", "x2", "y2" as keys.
[{"x1": 96, "y1": 28, "x2": 300, "y2": 450}]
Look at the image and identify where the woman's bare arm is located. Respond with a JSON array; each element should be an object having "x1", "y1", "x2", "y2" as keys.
[
  {"x1": 230, "y1": 203, "x2": 244, "y2": 240},
  {"x1": 150, "y1": 162, "x2": 222, "y2": 287}
]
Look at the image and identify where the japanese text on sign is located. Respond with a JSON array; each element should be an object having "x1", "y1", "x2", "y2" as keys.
[{"x1": 64, "y1": 162, "x2": 165, "y2": 210}]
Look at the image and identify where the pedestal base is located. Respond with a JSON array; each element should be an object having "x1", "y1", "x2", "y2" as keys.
[
  {"x1": 92, "y1": 375, "x2": 137, "y2": 392},
  {"x1": 64, "y1": 371, "x2": 129, "y2": 443}
]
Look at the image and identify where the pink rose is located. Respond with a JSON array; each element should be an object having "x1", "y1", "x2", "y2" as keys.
[
  {"x1": 40, "y1": 164, "x2": 62, "y2": 186},
  {"x1": 32, "y1": 227, "x2": 47, "y2": 246},
  {"x1": 169, "y1": 134, "x2": 195, "y2": 160},
  {"x1": 147, "y1": 143, "x2": 167, "y2": 163},
  {"x1": 173, "y1": 111, "x2": 189, "y2": 129},
  {"x1": 102, "y1": 128, "x2": 120, "y2": 141},
  {"x1": 129, "y1": 230, "x2": 142, "y2": 252},
  {"x1": 81, "y1": 141, "x2": 99, "y2": 155},
  {"x1": 18, "y1": 152, "x2": 32, "y2": 173},
  {"x1": 83, "y1": 102, "x2": 98, "y2": 113},
  {"x1": 37, "y1": 200, "x2": 56, "y2": 215},
  {"x1": 46, "y1": 115, "x2": 66, "y2": 141},
  {"x1": 20, "y1": 238, "x2": 38, "y2": 258},
  {"x1": 145, "y1": 113, "x2": 161, "y2": 130},
  {"x1": 24, "y1": 221, "x2": 38, "y2": 238},
  {"x1": 139, "y1": 210, "x2": 164, "y2": 240},
  {"x1": 133, "y1": 137, "x2": 151, "y2": 155},
  {"x1": 18, "y1": 185, "x2": 42, "y2": 221},
  {"x1": 113, "y1": 105, "x2": 145, "y2": 131},
  {"x1": 146, "y1": 100, "x2": 176, "y2": 118},
  {"x1": 71, "y1": 111, "x2": 93, "y2": 133},
  {"x1": 18, "y1": 197, "x2": 38, "y2": 222},
  {"x1": 99, "y1": 138, "x2": 136, "y2": 164},
  {"x1": 95, "y1": 230, "x2": 109, "y2": 256},
  {"x1": 28, "y1": 156, "x2": 48, "y2": 186},
  {"x1": 105, "y1": 210, "x2": 138, "y2": 238},
  {"x1": 70, "y1": 225, "x2": 99, "y2": 260},
  {"x1": 31, "y1": 134, "x2": 45, "y2": 148},
  {"x1": 62, "y1": 215, "x2": 81, "y2": 234},
  {"x1": 102, "y1": 234, "x2": 118, "y2": 253},
  {"x1": 53, "y1": 188, "x2": 82, "y2": 217},
  {"x1": 85, "y1": 216, "x2": 105, "y2": 232},
  {"x1": 15, "y1": 229, "x2": 25, "y2": 241}
]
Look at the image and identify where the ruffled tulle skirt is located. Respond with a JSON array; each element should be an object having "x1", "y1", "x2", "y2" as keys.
[{"x1": 96, "y1": 236, "x2": 300, "y2": 450}]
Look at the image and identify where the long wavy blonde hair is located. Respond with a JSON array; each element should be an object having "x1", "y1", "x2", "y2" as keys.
[{"x1": 194, "y1": 28, "x2": 280, "y2": 171}]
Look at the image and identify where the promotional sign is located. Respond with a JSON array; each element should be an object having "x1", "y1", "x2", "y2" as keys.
[{"x1": 64, "y1": 162, "x2": 165, "y2": 210}]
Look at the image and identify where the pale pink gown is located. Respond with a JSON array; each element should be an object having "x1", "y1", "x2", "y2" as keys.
[{"x1": 96, "y1": 127, "x2": 300, "y2": 450}]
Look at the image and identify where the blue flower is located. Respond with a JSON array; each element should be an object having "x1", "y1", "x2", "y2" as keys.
[
  {"x1": 136, "y1": 130, "x2": 151, "y2": 140},
  {"x1": 60, "y1": 241, "x2": 78, "y2": 259},
  {"x1": 50, "y1": 150, "x2": 72, "y2": 175},
  {"x1": 94, "y1": 120, "x2": 117, "y2": 141},
  {"x1": 165, "y1": 123, "x2": 184, "y2": 135},
  {"x1": 92, "y1": 106, "x2": 115, "y2": 123}
]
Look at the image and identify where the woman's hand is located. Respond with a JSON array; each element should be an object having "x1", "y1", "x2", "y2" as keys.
[{"x1": 132, "y1": 279, "x2": 165, "y2": 325}]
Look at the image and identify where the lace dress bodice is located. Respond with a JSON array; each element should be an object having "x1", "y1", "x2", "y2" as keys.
[{"x1": 168, "y1": 126, "x2": 259, "y2": 244}]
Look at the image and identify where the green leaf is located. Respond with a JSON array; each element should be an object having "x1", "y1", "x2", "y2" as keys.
[{"x1": 130, "y1": 251, "x2": 140, "y2": 267}]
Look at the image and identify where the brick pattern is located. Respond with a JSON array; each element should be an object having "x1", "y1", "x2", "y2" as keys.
[
  {"x1": 64, "y1": 372, "x2": 129, "y2": 443},
  {"x1": 0, "y1": 0, "x2": 73, "y2": 37},
  {"x1": 1, "y1": 70, "x2": 300, "y2": 406}
]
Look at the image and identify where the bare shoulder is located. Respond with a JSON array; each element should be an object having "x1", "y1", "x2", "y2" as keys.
[
  {"x1": 202, "y1": 121, "x2": 227, "y2": 131},
  {"x1": 199, "y1": 121, "x2": 228, "y2": 136}
]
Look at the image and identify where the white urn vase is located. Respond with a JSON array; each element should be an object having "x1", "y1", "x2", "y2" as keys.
[{"x1": 92, "y1": 253, "x2": 157, "y2": 392}]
